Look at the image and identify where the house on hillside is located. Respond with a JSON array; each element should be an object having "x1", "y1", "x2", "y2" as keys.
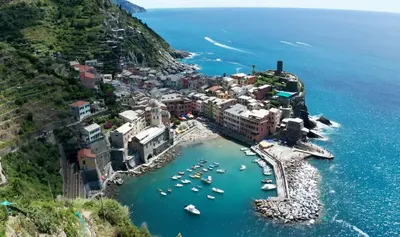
[{"x1": 70, "y1": 100, "x2": 91, "y2": 121}]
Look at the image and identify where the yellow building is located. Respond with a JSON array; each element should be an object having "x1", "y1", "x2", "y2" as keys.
[{"x1": 77, "y1": 149, "x2": 97, "y2": 170}]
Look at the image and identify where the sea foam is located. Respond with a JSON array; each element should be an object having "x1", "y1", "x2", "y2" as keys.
[
  {"x1": 205, "y1": 37, "x2": 252, "y2": 54},
  {"x1": 280, "y1": 41, "x2": 297, "y2": 46},
  {"x1": 296, "y1": 41, "x2": 312, "y2": 47}
]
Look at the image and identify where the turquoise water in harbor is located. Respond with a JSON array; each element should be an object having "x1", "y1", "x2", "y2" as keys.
[
  {"x1": 118, "y1": 138, "x2": 278, "y2": 237},
  {"x1": 118, "y1": 8, "x2": 400, "y2": 237}
]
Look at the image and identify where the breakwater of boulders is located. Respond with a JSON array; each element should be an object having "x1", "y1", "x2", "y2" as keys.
[{"x1": 255, "y1": 160, "x2": 321, "y2": 224}]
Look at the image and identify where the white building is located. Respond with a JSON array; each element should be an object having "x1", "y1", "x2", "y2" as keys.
[
  {"x1": 222, "y1": 77, "x2": 237, "y2": 88},
  {"x1": 110, "y1": 122, "x2": 136, "y2": 156},
  {"x1": 70, "y1": 101, "x2": 91, "y2": 121},
  {"x1": 82, "y1": 123, "x2": 101, "y2": 143},
  {"x1": 119, "y1": 110, "x2": 146, "y2": 133}
]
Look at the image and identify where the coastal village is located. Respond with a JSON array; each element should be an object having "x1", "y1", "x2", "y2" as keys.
[{"x1": 61, "y1": 57, "x2": 334, "y2": 224}]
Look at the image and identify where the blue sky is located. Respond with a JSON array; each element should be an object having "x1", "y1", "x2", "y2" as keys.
[{"x1": 129, "y1": 0, "x2": 400, "y2": 13}]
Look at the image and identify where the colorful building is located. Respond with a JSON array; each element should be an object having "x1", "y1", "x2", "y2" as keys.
[{"x1": 70, "y1": 100, "x2": 91, "y2": 121}]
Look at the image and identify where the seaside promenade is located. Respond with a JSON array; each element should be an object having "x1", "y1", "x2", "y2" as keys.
[{"x1": 251, "y1": 146, "x2": 290, "y2": 200}]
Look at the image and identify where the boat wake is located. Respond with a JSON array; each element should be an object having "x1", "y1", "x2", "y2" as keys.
[
  {"x1": 280, "y1": 41, "x2": 297, "y2": 46},
  {"x1": 205, "y1": 37, "x2": 252, "y2": 54},
  {"x1": 335, "y1": 219, "x2": 370, "y2": 237},
  {"x1": 296, "y1": 41, "x2": 312, "y2": 47}
]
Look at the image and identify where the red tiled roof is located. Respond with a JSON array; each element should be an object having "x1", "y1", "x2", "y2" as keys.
[
  {"x1": 71, "y1": 100, "x2": 89, "y2": 107},
  {"x1": 208, "y1": 86, "x2": 221, "y2": 92},
  {"x1": 81, "y1": 72, "x2": 95, "y2": 79},
  {"x1": 77, "y1": 149, "x2": 96, "y2": 160},
  {"x1": 73, "y1": 64, "x2": 93, "y2": 73}
]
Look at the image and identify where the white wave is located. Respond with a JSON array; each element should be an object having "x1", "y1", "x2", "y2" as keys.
[
  {"x1": 226, "y1": 61, "x2": 248, "y2": 68},
  {"x1": 205, "y1": 37, "x2": 252, "y2": 54},
  {"x1": 206, "y1": 52, "x2": 214, "y2": 55},
  {"x1": 216, "y1": 58, "x2": 221, "y2": 62},
  {"x1": 296, "y1": 41, "x2": 312, "y2": 47},
  {"x1": 280, "y1": 41, "x2": 297, "y2": 46},
  {"x1": 335, "y1": 219, "x2": 370, "y2": 237},
  {"x1": 185, "y1": 52, "x2": 199, "y2": 59},
  {"x1": 192, "y1": 64, "x2": 202, "y2": 70}
]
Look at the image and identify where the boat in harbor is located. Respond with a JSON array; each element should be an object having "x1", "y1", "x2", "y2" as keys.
[
  {"x1": 261, "y1": 184, "x2": 277, "y2": 190},
  {"x1": 261, "y1": 179, "x2": 273, "y2": 183},
  {"x1": 209, "y1": 164, "x2": 215, "y2": 168},
  {"x1": 157, "y1": 188, "x2": 163, "y2": 192},
  {"x1": 245, "y1": 151, "x2": 256, "y2": 156},
  {"x1": 263, "y1": 167, "x2": 272, "y2": 176},
  {"x1": 191, "y1": 187, "x2": 199, "y2": 192},
  {"x1": 213, "y1": 162, "x2": 219, "y2": 166},
  {"x1": 184, "y1": 204, "x2": 200, "y2": 215},
  {"x1": 240, "y1": 165, "x2": 246, "y2": 171},
  {"x1": 202, "y1": 168, "x2": 208, "y2": 172},
  {"x1": 194, "y1": 174, "x2": 201, "y2": 179},
  {"x1": 181, "y1": 179, "x2": 191, "y2": 184},
  {"x1": 160, "y1": 192, "x2": 167, "y2": 196},
  {"x1": 240, "y1": 147, "x2": 249, "y2": 151},
  {"x1": 187, "y1": 169, "x2": 193, "y2": 172},
  {"x1": 212, "y1": 187, "x2": 224, "y2": 194},
  {"x1": 189, "y1": 174, "x2": 196, "y2": 178},
  {"x1": 252, "y1": 158, "x2": 261, "y2": 163},
  {"x1": 175, "y1": 183, "x2": 183, "y2": 187},
  {"x1": 208, "y1": 167, "x2": 213, "y2": 171},
  {"x1": 197, "y1": 185, "x2": 203, "y2": 189},
  {"x1": 199, "y1": 164, "x2": 204, "y2": 167},
  {"x1": 216, "y1": 169, "x2": 226, "y2": 173},
  {"x1": 176, "y1": 175, "x2": 182, "y2": 179},
  {"x1": 199, "y1": 159, "x2": 207, "y2": 164},
  {"x1": 201, "y1": 176, "x2": 212, "y2": 184},
  {"x1": 178, "y1": 171, "x2": 185, "y2": 175},
  {"x1": 168, "y1": 188, "x2": 172, "y2": 192},
  {"x1": 171, "y1": 175, "x2": 179, "y2": 180},
  {"x1": 207, "y1": 195, "x2": 215, "y2": 200}
]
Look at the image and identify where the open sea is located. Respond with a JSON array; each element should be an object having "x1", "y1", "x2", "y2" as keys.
[{"x1": 118, "y1": 8, "x2": 400, "y2": 237}]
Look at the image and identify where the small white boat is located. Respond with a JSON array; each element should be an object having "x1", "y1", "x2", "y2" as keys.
[
  {"x1": 207, "y1": 195, "x2": 215, "y2": 200},
  {"x1": 261, "y1": 184, "x2": 277, "y2": 190},
  {"x1": 187, "y1": 169, "x2": 193, "y2": 172},
  {"x1": 189, "y1": 174, "x2": 196, "y2": 179},
  {"x1": 202, "y1": 168, "x2": 208, "y2": 172},
  {"x1": 176, "y1": 175, "x2": 182, "y2": 179},
  {"x1": 216, "y1": 169, "x2": 226, "y2": 173},
  {"x1": 171, "y1": 175, "x2": 179, "y2": 180},
  {"x1": 184, "y1": 204, "x2": 200, "y2": 215},
  {"x1": 160, "y1": 192, "x2": 167, "y2": 196},
  {"x1": 213, "y1": 162, "x2": 219, "y2": 166},
  {"x1": 212, "y1": 187, "x2": 224, "y2": 194},
  {"x1": 240, "y1": 147, "x2": 249, "y2": 151},
  {"x1": 197, "y1": 185, "x2": 203, "y2": 189},
  {"x1": 240, "y1": 165, "x2": 246, "y2": 171},
  {"x1": 175, "y1": 183, "x2": 183, "y2": 187},
  {"x1": 178, "y1": 171, "x2": 185, "y2": 175},
  {"x1": 181, "y1": 179, "x2": 191, "y2": 184},
  {"x1": 245, "y1": 151, "x2": 256, "y2": 156},
  {"x1": 191, "y1": 187, "x2": 199, "y2": 192}
]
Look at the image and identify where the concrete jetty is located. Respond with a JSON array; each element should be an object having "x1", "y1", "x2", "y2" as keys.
[{"x1": 251, "y1": 146, "x2": 289, "y2": 200}]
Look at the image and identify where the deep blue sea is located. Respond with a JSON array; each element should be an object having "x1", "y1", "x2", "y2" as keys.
[{"x1": 118, "y1": 8, "x2": 400, "y2": 237}]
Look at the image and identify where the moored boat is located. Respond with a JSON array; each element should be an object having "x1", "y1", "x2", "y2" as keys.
[
  {"x1": 157, "y1": 188, "x2": 163, "y2": 192},
  {"x1": 208, "y1": 167, "x2": 213, "y2": 171},
  {"x1": 160, "y1": 192, "x2": 167, "y2": 196},
  {"x1": 252, "y1": 158, "x2": 261, "y2": 163},
  {"x1": 207, "y1": 195, "x2": 215, "y2": 200},
  {"x1": 181, "y1": 179, "x2": 191, "y2": 184},
  {"x1": 261, "y1": 184, "x2": 277, "y2": 190},
  {"x1": 191, "y1": 187, "x2": 199, "y2": 192},
  {"x1": 202, "y1": 168, "x2": 208, "y2": 172},
  {"x1": 175, "y1": 183, "x2": 183, "y2": 187},
  {"x1": 216, "y1": 169, "x2": 226, "y2": 173},
  {"x1": 245, "y1": 151, "x2": 256, "y2": 156},
  {"x1": 201, "y1": 176, "x2": 212, "y2": 184},
  {"x1": 187, "y1": 169, "x2": 193, "y2": 172},
  {"x1": 197, "y1": 185, "x2": 203, "y2": 189},
  {"x1": 240, "y1": 147, "x2": 249, "y2": 151},
  {"x1": 178, "y1": 171, "x2": 185, "y2": 175},
  {"x1": 240, "y1": 165, "x2": 246, "y2": 171},
  {"x1": 212, "y1": 187, "x2": 224, "y2": 194},
  {"x1": 189, "y1": 174, "x2": 196, "y2": 179},
  {"x1": 261, "y1": 179, "x2": 273, "y2": 183},
  {"x1": 168, "y1": 188, "x2": 172, "y2": 192},
  {"x1": 184, "y1": 204, "x2": 200, "y2": 215},
  {"x1": 171, "y1": 175, "x2": 179, "y2": 180}
]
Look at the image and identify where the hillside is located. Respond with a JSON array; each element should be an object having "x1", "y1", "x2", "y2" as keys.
[
  {"x1": 112, "y1": 0, "x2": 146, "y2": 13},
  {"x1": 0, "y1": 0, "x2": 183, "y2": 152}
]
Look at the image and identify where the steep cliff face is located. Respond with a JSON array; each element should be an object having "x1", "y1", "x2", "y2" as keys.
[{"x1": 112, "y1": 0, "x2": 146, "y2": 13}]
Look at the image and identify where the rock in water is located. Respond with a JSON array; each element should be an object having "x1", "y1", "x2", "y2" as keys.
[
  {"x1": 170, "y1": 50, "x2": 191, "y2": 59},
  {"x1": 307, "y1": 130, "x2": 324, "y2": 139},
  {"x1": 317, "y1": 116, "x2": 332, "y2": 126}
]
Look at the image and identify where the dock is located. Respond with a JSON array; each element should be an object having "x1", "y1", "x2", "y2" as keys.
[
  {"x1": 292, "y1": 148, "x2": 334, "y2": 159},
  {"x1": 251, "y1": 146, "x2": 290, "y2": 200}
]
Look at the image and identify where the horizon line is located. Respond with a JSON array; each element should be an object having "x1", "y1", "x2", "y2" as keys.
[{"x1": 138, "y1": 6, "x2": 400, "y2": 15}]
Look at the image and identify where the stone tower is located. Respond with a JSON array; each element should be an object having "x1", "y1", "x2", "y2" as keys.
[{"x1": 149, "y1": 99, "x2": 162, "y2": 126}]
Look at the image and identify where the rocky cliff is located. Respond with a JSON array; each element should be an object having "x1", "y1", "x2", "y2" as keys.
[{"x1": 112, "y1": 0, "x2": 147, "y2": 13}]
